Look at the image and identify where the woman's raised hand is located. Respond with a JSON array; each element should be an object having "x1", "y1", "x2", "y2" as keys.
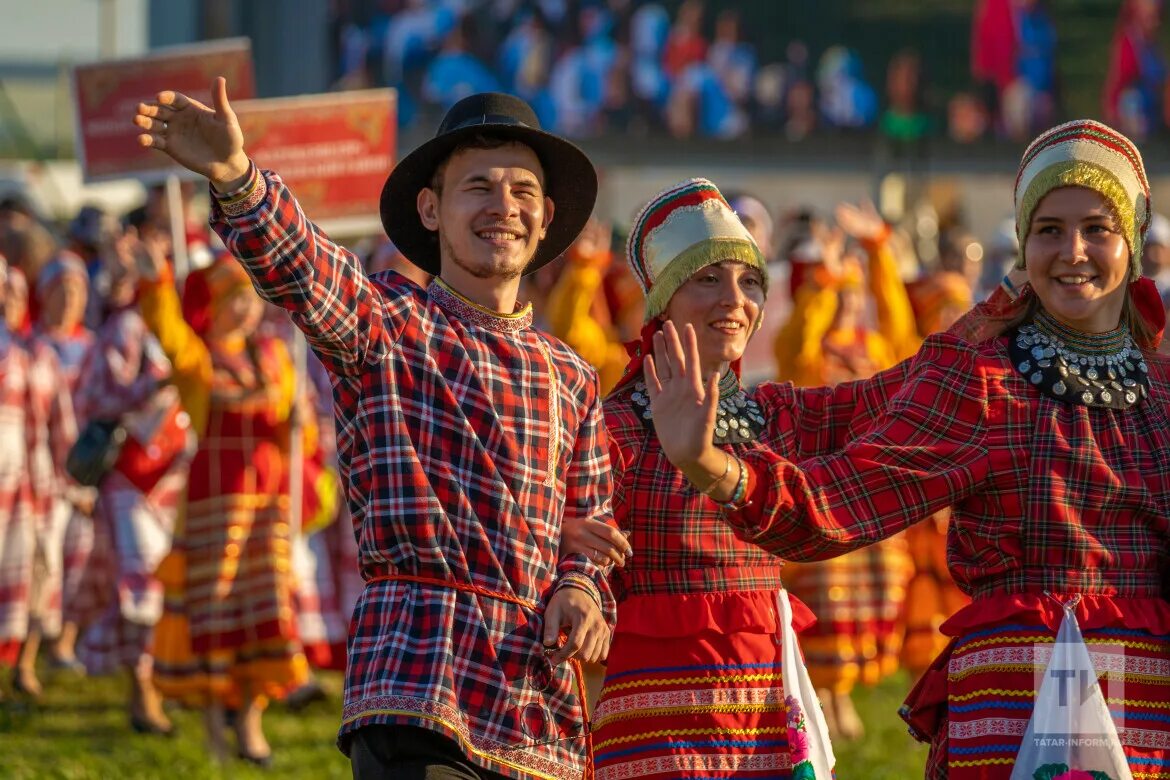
[
  {"x1": 133, "y1": 76, "x2": 250, "y2": 190},
  {"x1": 643, "y1": 321, "x2": 719, "y2": 471}
]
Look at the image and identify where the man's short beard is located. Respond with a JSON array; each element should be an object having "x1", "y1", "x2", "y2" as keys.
[{"x1": 440, "y1": 230, "x2": 530, "y2": 280}]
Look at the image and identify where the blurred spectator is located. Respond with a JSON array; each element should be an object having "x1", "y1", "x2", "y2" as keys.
[
  {"x1": 662, "y1": 0, "x2": 706, "y2": 77},
  {"x1": 0, "y1": 194, "x2": 39, "y2": 262},
  {"x1": 971, "y1": 0, "x2": 1057, "y2": 140},
  {"x1": 707, "y1": 10, "x2": 756, "y2": 110},
  {"x1": 382, "y1": 0, "x2": 459, "y2": 87},
  {"x1": 547, "y1": 5, "x2": 622, "y2": 136},
  {"x1": 728, "y1": 192, "x2": 787, "y2": 386},
  {"x1": 786, "y1": 80, "x2": 818, "y2": 140},
  {"x1": 818, "y1": 46, "x2": 878, "y2": 129},
  {"x1": 977, "y1": 217, "x2": 1020, "y2": 299},
  {"x1": 1104, "y1": 0, "x2": 1167, "y2": 140},
  {"x1": 331, "y1": 0, "x2": 373, "y2": 89},
  {"x1": 363, "y1": 237, "x2": 432, "y2": 288},
  {"x1": 752, "y1": 63, "x2": 787, "y2": 129},
  {"x1": 629, "y1": 3, "x2": 670, "y2": 112},
  {"x1": 423, "y1": 17, "x2": 502, "y2": 110},
  {"x1": 602, "y1": 47, "x2": 639, "y2": 134},
  {"x1": 937, "y1": 229, "x2": 984, "y2": 294},
  {"x1": 880, "y1": 50, "x2": 930, "y2": 144},
  {"x1": 1012, "y1": 0, "x2": 1057, "y2": 132},
  {"x1": 498, "y1": 9, "x2": 554, "y2": 102},
  {"x1": 667, "y1": 60, "x2": 747, "y2": 139},
  {"x1": 5, "y1": 266, "x2": 29, "y2": 336},
  {"x1": 971, "y1": 0, "x2": 1016, "y2": 119},
  {"x1": 728, "y1": 193, "x2": 775, "y2": 262},
  {"x1": 1143, "y1": 213, "x2": 1170, "y2": 291},
  {"x1": 947, "y1": 91, "x2": 991, "y2": 142},
  {"x1": 545, "y1": 217, "x2": 627, "y2": 392}
]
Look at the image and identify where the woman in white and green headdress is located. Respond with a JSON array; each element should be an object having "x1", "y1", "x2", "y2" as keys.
[
  {"x1": 588, "y1": 178, "x2": 914, "y2": 780},
  {"x1": 640, "y1": 122, "x2": 1170, "y2": 780}
]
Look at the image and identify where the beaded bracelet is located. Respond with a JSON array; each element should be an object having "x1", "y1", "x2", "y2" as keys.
[
  {"x1": 215, "y1": 162, "x2": 267, "y2": 217},
  {"x1": 556, "y1": 572, "x2": 603, "y2": 610},
  {"x1": 716, "y1": 455, "x2": 750, "y2": 510}
]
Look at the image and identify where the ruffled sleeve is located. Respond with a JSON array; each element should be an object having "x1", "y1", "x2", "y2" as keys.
[{"x1": 725, "y1": 333, "x2": 992, "y2": 561}]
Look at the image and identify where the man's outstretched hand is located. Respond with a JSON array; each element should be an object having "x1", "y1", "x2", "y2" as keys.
[{"x1": 134, "y1": 76, "x2": 250, "y2": 191}]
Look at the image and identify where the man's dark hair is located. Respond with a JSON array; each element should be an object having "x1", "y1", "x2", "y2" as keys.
[{"x1": 428, "y1": 134, "x2": 544, "y2": 195}]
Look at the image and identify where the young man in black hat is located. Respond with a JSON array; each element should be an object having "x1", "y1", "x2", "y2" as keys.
[{"x1": 135, "y1": 79, "x2": 630, "y2": 778}]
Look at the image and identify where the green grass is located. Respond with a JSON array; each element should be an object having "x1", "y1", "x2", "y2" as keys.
[
  {"x1": 0, "y1": 667, "x2": 351, "y2": 779},
  {"x1": 0, "y1": 665, "x2": 926, "y2": 779},
  {"x1": 834, "y1": 671, "x2": 930, "y2": 779}
]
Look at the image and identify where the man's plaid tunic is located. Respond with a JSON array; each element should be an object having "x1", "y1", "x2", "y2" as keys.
[{"x1": 210, "y1": 171, "x2": 615, "y2": 780}]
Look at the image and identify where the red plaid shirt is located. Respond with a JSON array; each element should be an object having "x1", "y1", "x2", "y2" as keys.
[
  {"x1": 606, "y1": 371, "x2": 905, "y2": 600},
  {"x1": 210, "y1": 171, "x2": 615, "y2": 780},
  {"x1": 727, "y1": 332, "x2": 1170, "y2": 601}
]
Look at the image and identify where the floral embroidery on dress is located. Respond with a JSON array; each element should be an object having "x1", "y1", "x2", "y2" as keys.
[
  {"x1": 786, "y1": 694, "x2": 820, "y2": 780},
  {"x1": 1033, "y1": 766, "x2": 1115, "y2": 780}
]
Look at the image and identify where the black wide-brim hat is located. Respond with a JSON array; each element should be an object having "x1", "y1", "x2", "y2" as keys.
[{"x1": 380, "y1": 93, "x2": 598, "y2": 276}]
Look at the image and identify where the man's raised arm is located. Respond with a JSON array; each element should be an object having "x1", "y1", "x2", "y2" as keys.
[{"x1": 134, "y1": 77, "x2": 404, "y2": 377}]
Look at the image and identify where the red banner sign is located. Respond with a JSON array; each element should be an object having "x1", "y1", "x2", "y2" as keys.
[
  {"x1": 233, "y1": 89, "x2": 397, "y2": 223},
  {"x1": 72, "y1": 39, "x2": 255, "y2": 182}
]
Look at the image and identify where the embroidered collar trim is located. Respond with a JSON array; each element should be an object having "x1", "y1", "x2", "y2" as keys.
[
  {"x1": 429, "y1": 277, "x2": 533, "y2": 333},
  {"x1": 631, "y1": 371, "x2": 766, "y2": 443},
  {"x1": 1010, "y1": 310, "x2": 1149, "y2": 410}
]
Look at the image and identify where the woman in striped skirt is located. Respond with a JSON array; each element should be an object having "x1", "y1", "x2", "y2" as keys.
[
  {"x1": 646, "y1": 120, "x2": 1170, "y2": 780},
  {"x1": 143, "y1": 251, "x2": 306, "y2": 765},
  {"x1": 588, "y1": 179, "x2": 922, "y2": 779}
]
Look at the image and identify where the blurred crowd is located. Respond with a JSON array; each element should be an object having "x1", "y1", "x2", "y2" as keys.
[
  {"x1": 2, "y1": 162, "x2": 1170, "y2": 747},
  {"x1": 327, "y1": 0, "x2": 1170, "y2": 143},
  {"x1": 0, "y1": 186, "x2": 364, "y2": 757}
]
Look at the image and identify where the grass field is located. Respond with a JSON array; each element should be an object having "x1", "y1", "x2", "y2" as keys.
[{"x1": 0, "y1": 665, "x2": 927, "y2": 779}]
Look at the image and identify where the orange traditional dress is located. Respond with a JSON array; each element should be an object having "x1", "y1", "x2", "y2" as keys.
[
  {"x1": 144, "y1": 261, "x2": 307, "y2": 706},
  {"x1": 545, "y1": 240, "x2": 629, "y2": 394},
  {"x1": 772, "y1": 245, "x2": 914, "y2": 693}
]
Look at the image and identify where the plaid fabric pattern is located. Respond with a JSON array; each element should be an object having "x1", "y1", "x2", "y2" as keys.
[
  {"x1": 24, "y1": 338, "x2": 76, "y2": 636},
  {"x1": 0, "y1": 330, "x2": 32, "y2": 664},
  {"x1": 37, "y1": 329, "x2": 96, "y2": 624},
  {"x1": 606, "y1": 372, "x2": 904, "y2": 600},
  {"x1": 78, "y1": 469, "x2": 180, "y2": 675},
  {"x1": 729, "y1": 332, "x2": 1170, "y2": 774},
  {"x1": 75, "y1": 308, "x2": 171, "y2": 426},
  {"x1": 730, "y1": 332, "x2": 1170, "y2": 591},
  {"x1": 153, "y1": 335, "x2": 303, "y2": 702},
  {"x1": 209, "y1": 171, "x2": 616, "y2": 780},
  {"x1": 69, "y1": 309, "x2": 184, "y2": 633},
  {"x1": 594, "y1": 369, "x2": 907, "y2": 778},
  {"x1": 783, "y1": 539, "x2": 913, "y2": 692},
  {"x1": 38, "y1": 328, "x2": 94, "y2": 399},
  {"x1": 25, "y1": 339, "x2": 74, "y2": 524}
]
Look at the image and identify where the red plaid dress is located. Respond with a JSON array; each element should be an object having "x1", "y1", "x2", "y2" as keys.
[
  {"x1": 30, "y1": 328, "x2": 94, "y2": 638},
  {"x1": 726, "y1": 332, "x2": 1170, "y2": 780},
  {"x1": 24, "y1": 336, "x2": 76, "y2": 638},
  {"x1": 209, "y1": 171, "x2": 616, "y2": 780},
  {"x1": 593, "y1": 368, "x2": 907, "y2": 779},
  {"x1": 152, "y1": 335, "x2": 307, "y2": 704},
  {"x1": 0, "y1": 327, "x2": 33, "y2": 665},
  {"x1": 73, "y1": 308, "x2": 185, "y2": 673}
]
